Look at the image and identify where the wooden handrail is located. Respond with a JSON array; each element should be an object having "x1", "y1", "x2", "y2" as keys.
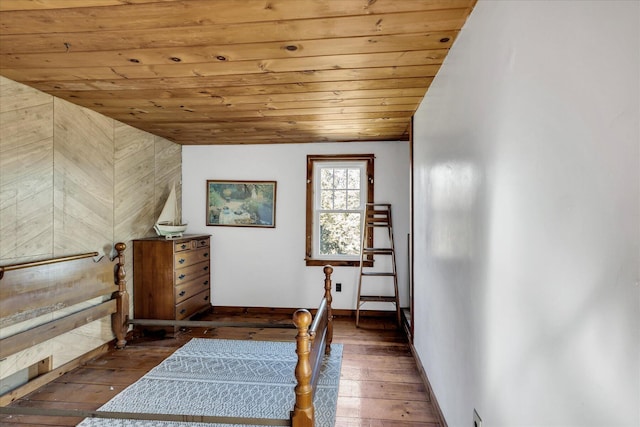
[{"x1": 0, "y1": 251, "x2": 99, "y2": 280}]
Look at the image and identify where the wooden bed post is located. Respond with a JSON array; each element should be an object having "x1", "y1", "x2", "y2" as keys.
[
  {"x1": 112, "y1": 242, "x2": 129, "y2": 349},
  {"x1": 291, "y1": 309, "x2": 314, "y2": 427},
  {"x1": 323, "y1": 265, "x2": 334, "y2": 354}
]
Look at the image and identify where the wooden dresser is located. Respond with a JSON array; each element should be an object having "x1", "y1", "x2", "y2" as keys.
[{"x1": 133, "y1": 234, "x2": 211, "y2": 335}]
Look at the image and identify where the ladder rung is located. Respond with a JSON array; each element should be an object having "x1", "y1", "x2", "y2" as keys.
[
  {"x1": 359, "y1": 296, "x2": 398, "y2": 303},
  {"x1": 365, "y1": 217, "x2": 390, "y2": 222},
  {"x1": 361, "y1": 272, "x2": 396, "y2": 277},
  {"x1": 362, "y1": 248, "x2": 393, "y2": 254}
]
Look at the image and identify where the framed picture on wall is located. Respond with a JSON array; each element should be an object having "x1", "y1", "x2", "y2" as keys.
[{"x1": 206, "y1": 180, "x2": 276, "y2": 227}]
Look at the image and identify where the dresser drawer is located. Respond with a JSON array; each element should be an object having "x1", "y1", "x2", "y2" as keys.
[
  {"x1": 175, "y1": 276, "x2": 210, "y2": 304},
  {"x1": 174, "y1": 261, "x2": 209, "y2": 285},
  {"x1": 174, "y1": 247, "x2": 210, "y2": 269},
  {"x1": 175, "y1": 290, "x2": 210, "y2": 320},
  {"x1": 174, "y1": 237, "x2": 210, "y2": 252}
]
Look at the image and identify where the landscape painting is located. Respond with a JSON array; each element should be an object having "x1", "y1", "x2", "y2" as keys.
[{"x1": 206, "y1": 180, "x2": 276, "y2": 227}]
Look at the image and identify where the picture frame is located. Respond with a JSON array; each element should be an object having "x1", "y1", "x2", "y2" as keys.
[{"x1": 206, "y1": 180, "x2": 277, "y2": 227}]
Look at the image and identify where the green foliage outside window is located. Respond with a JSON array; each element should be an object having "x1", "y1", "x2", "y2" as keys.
[{"x1": 319, "y1": 212, "x2": 362, "y2": 255}]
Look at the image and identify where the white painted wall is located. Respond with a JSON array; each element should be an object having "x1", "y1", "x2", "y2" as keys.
[
  {"x1": 182, "y1": 141, "x2": 409, "y2": 310},
  {"x1": 412, "y1": 1, "x2": 639, "y2": 426}
]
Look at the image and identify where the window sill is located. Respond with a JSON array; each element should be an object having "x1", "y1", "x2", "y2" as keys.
[{"x1": 305, "y1": 259, "x2": 373, "y2": 267}]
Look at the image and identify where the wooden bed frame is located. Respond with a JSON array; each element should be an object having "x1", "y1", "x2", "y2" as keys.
[{"x1": 0, "y1": 242, "x2": 334, "y2": 427}]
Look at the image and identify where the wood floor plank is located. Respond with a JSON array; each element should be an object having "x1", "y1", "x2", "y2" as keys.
[
  {"x1": 340, "y1": 365, "x2": 424, "y2": 384},
  {"x1": 342, "y1": 343, "x2": 412, "y2": 357},
  {"x1": 52, "y1": 367, "x2": 146, "y2": 386},
  {"x1": 335, "y1": 418, "x2": 440, "y2": 427},
  {"x1": 81, "y1": 347, "x2": 176, "y2": 370},
  {"x1": 338, "y1": 379, "x2": 427, "y2": 400},
  {"x1": 20, "y1": 382, "x2": 123, "y2": 405},
  {"x1": 336, "y1": 396, "x2": 439, "y2": 422},
  {"x1": 341, "y1": 353, "x2": 417, "y2": 367},
  {"x1": 1, "y1": 400, "x2": 98, "y2": 426}
]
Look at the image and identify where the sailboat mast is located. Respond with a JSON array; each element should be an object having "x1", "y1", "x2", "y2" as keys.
[{"x1": 174, "y1": 185, "x2": 179, "y2": 226}]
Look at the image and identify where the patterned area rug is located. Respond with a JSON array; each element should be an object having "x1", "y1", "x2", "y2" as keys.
[{"x1": 78, "y1": 339, "x2": 343, "y2": 427}]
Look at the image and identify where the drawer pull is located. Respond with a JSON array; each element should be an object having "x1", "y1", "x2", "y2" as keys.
[
  {"x1": 180, "y1": 308, "x2": 186, "y2": 315},
  {"x1": 179, "y1": 290, "x2": 186, "y2": 297},
  {"x1": 203, "y1": 252, "x2": 209, "y2": 258},
  {"x1": 199, "y1": 240, "x2": 207, "y2": 246},
  {"x1": 180, "y1": 244, "x2": 187, "y2": 250},
  {"x1": 204, "y1": 266, "x2": 209, "y2": 271},
  {"x1": 178, "y1": 274, "x2": 186, "y2": 280},
  {"x1": 204, "y1": 296, "x2": 209, "y2": 301},
  {"x1": 203, "y1": 280, "x2": 209, "y2": 286},
  {"x1": 178, "y1": 258, "x2": 185, "y2": 264}
]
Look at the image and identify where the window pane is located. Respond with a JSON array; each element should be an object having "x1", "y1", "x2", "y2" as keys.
[
  {"x1": 346, "y1": 189, "x2": 360, "y2": 209},
  {"x1": 320, "y1": 189, "x2": 333, "y2": 209},
  {"x1": 333, "y1": 168, "x2": 347, "y2": 189},
  {"x1": 321, "y1": 168, "x2": 334, "y2": 189},
  {"x1": 334, "y1": 190, "x2": 346, "y2": 210},
  {"x1": 319, "y1": 212, "x2": 362, "y2": 256},
  {"x1": 347, "y1": 169, "x2": 360, "y2": 189}
]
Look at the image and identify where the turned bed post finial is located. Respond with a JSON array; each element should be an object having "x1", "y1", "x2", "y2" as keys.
[
  {"x1": 291, "y1": 309, "x2": 314, "y2": 427},
  {"x1": 112, "y1": 242, "x2": 129, "y2": 349},
  {"x1": 323, "y1": 265, "x2": 334, "y2": 354}
]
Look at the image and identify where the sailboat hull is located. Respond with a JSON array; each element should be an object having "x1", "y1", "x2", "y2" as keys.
[{"x1": 154, "y1": 222, "x2": 188, "y2": 238}]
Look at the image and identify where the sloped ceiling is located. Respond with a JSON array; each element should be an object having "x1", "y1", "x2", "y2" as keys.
[{"x1": 0, "y1": 0, "x2": 476, "y2": 144}]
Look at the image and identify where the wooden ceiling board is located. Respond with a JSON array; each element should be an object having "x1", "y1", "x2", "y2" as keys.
[
  {"x1": 0, "y1": 33, "x2": 458, "y2": 69},
  {"x1": 49, "y1": 77, "x2": 434, "y2": 100},
  {"x1": 0, "y1": 1, "x2": 474, "y2": 35},
  {"x1": 2, "y1": 49, "x2": 451, "y2": 81},
  {"x1": 0, "y1": 0, "x2": 476, "y2": 145},
  {"x1": 38, "y1": 69, "x2": 439, "y2": 92}
]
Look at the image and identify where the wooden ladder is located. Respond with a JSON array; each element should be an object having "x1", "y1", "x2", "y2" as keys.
[{"x1": 356, "y1": 203, "x2": 400, "y2": 327}]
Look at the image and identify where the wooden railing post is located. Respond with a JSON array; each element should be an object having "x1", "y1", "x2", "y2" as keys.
[
  {"x1": 323, "y1": 265, "x2": 334, "y2": 354},
  {"x1": 291, "y1": 309, "x2": 314, "y2": 427},
  {"x1": 111, "y1": 242, "x2": 129, "y2": 349}
]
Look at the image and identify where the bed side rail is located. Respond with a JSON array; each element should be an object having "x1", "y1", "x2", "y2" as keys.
[{"x1": 291, "y1": 265, "x2": 334, "y2": 427}]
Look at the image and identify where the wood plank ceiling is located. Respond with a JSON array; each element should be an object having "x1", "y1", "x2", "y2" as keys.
[{"x1": 0, "y1": 0, "x2": 476, "y2": 145}]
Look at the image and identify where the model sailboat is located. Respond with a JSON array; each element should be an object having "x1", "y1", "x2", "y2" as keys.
[{"x1": 153, "y1": 184, "x2": 188, "y2": 238}]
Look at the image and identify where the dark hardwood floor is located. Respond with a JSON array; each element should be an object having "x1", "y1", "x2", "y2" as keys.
[{"x1": 0, "y1": 312, "x2": 441, "y2": 426}]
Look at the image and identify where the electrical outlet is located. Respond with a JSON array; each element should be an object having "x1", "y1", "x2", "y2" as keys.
[
  {"x1": 336, "y1": 283, "x2": 342, "y2": 292},
  {"x1": 473, "y1": 409, "x2": 482, "y2": 427}
]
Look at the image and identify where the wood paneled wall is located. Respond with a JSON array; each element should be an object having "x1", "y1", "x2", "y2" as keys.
[
  {"x1": 0, "y1": 76, "x2": 182, "y2": 387},
  {"x1": 0, "y1": 77, "x2": 53, "y2": 261}
]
